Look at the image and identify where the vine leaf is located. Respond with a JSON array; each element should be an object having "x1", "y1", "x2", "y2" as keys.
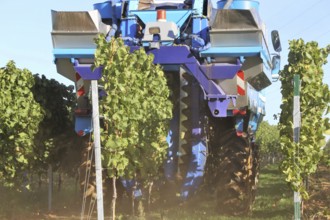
[{"x1": 279, "y1": 39, "x2": 330, "y2": 199}]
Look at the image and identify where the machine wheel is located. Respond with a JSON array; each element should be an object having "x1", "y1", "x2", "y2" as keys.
[{"x1": 213, "y1": 130, "x2": 257, "y2": 215}]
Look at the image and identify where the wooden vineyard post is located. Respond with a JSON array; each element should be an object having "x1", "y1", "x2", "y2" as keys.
[
  {"x1": 293, "y1": 74, "x2": 301, "y2": 220},
  {"x1": 91, "y1": 80, "x2": 104, "y2": 220}
]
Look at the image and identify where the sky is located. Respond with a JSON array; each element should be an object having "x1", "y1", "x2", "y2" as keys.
[{"x1": 0, "y1": 0, "x2": 329, "y2": 125}]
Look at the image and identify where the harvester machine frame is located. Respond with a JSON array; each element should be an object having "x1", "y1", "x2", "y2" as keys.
[{"x1": 51, "y1": 0, "x2": 281, "y2": 214}]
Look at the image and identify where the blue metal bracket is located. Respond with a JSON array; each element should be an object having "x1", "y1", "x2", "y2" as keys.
[
  {"x1": 130, "y1": 10, "x2": 193, "y2": 27},
  {"x1": 53, "y1": 49, "x2": 96, "y2": 59},
  {"x1": 75, "y1": 116, "x2": 92, "y2": 136},
  {"x1": 200, "y1": 46, "x2": 263, "y2": 57},
  {"x1": 208, "y1": 98, "x2": 232, "y2": 117},
  {"x1": 73, "y1": 59, "x2": 103, "y2": 80}
]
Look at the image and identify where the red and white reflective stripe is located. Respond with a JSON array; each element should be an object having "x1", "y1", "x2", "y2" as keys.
[
  {"x1": 77, "y1": 130, "x2": 85, "y2": 136},
  {"x1": 233, "y1": 109, "x2": 247, "y2": 116},
  {"x1": 237, "y1": 70, "x2": 245, "y2": 96},
  {"x1": 76, "y1": 72, "x2": 85, "y2": 98}
]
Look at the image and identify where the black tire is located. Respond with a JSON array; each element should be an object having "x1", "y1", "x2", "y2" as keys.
[{"x1": 212, "y1": 130, "x2": 256, "y2": 215}]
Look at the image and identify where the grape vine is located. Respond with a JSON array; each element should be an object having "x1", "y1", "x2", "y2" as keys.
[
  {"x1": 279, "y1": 39, "x2": 330, "y2": 198},
  {"x1": 256, "y1": 121, "x2": 280, "y2": 159},
  {"x1": 32, "y1": 74, "x2": 77, "y2": 175},
  {"x1": 94, "y1": 36, "x2": 173, "y2": 180},
  {"x1": 0, "y1": 61, "x2": 44, "y2": 185}
]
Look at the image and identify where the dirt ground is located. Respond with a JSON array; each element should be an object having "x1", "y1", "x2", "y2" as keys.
[
  {"x1": 303, "y1": 165, "x2": 330, "y2": 219},
  {"x1": 35, "y1": 165, "x2": 330, "y2": 220},
  {"x1": 1, "y1": 164, "x2": 329, "y2": 220}
]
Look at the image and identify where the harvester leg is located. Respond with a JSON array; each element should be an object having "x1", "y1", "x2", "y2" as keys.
[
  {"x1": 164, "y1": 106, "x2": 180, "y2": 182},
  {"x1": 180, "y1": 136, "x2": 207, "y2": 199},
  {"x1": 180, "y1": 80, "x2": 208, "y2": 199}
]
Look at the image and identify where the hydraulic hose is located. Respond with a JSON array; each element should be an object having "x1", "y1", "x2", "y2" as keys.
[
  {"x1": 188, "y1": 34, "x2": 211, "y2": 52},
  {"x1": 105, "y1": 24, "x2": 118, "y2": 41}
]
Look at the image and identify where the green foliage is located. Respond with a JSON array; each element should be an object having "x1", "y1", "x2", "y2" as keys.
[
  {"x1": 94, "y1": 36, "x2": 173, "y2": 179},
  {"x1": 279, "y1": 39, "x2": 330, "y2": 198},
  {"x1": 31, "y1": 74, "x2": 76, "y2": 173},
  {"x1": 0, "y1": 62, "x2": 79, "y2": 186},
  {"x1": 256, "y1": 121, "x2": 280, "y2": 155},
  {"x1": 0, "y1": 61, "x2": 44, "y2": 184}
]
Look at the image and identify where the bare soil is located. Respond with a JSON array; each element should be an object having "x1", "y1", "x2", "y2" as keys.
[
  {"x1": 1, "y1": 164, "x2": 329, "y2": 220},
  {"x1": 303, "y1": 165, "x2": 330, "y2": 220}
]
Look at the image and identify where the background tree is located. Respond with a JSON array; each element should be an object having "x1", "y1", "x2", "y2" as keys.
[
  {"x1": 279, "y1": 39, "x2": 330, "y2": 198},
  {"x1": 255, "y1": 121, "x2": 281, "y2": 164},
  {"x1": 31, "y1": 74, "x2": 82, "y2": 187},
  {"x1": 0, "y1": 61, "x2": 44, "y2": 186}
]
